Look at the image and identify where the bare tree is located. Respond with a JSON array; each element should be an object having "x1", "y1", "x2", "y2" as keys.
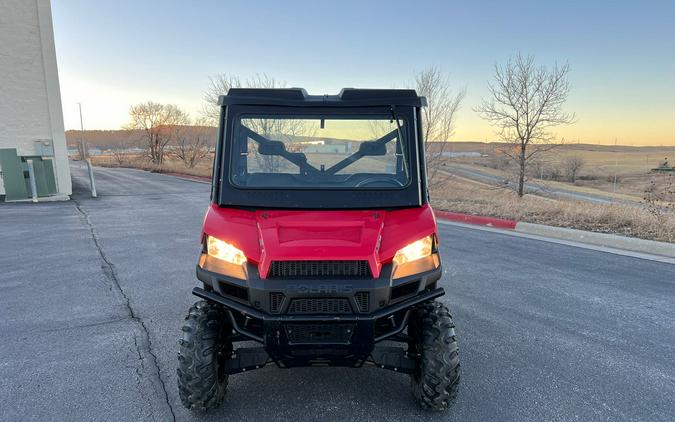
[
  {"x1": 110, "y1": 140, "x2": 133, "y2": 166},
  {"x1": 476, "y1": 54, "x2": 575, "y2": 196},
  {"x1": 643, "y1": 174, "x2": 675, "y2": 219},
  {"x1": 415, "y1": 66, "x2": 466, "y2": 186},
  {"x1": 489, "y1": 148, "x2": 512, "y2": 171},
  {"x1": 202, "y1": 73, "x2": 319, "y2": 172},
  {"x1": 173, "y1": 118, "x2": 216, "y2": 168},
  {"x1": 202, "y1": 73, "x2": 282, "y2": 124},
  {"x1": 125, "y1": 102, "x2": 189, "y2": 165},
  {"x1": 562, "y1": 155, "x2": 585, "y2": 183}
]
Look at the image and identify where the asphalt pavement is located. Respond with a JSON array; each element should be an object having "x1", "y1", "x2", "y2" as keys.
[{"x1": 0, "y1": 162, "x2": 673, "y2": 421}]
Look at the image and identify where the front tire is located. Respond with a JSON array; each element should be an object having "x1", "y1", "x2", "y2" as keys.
[
  {"x1": 410, "y1": 301, "x2": 460, "y2": 410},
  {"x1": 177, "y1": 300, "x2": 231, "y2": 411}
]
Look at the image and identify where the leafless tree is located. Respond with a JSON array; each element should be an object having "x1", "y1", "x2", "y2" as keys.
[
  {"x1": 644, "y1": 174, "x2": 674, "y2": 207},
  {"x1": 527, "y1": 156, "x2": 562, "y2": 181},
  {"x1": 125, "y1": 102, "x2": 189, "y2": 165},
  {"x1": 173, "y1": 118, "x2": 215, "y2": 168},
  {"x1": 110, "y1": 141, "x2": 133, "y2": 166},
  {"x1": 202, "y1": 73, "x2": 321, "y2": 172},
  {"x1": 562, "y1": 155, "x2": 585, "y2": 183},
  {"x1": 488, "y1": 148, "x2": 512, "y2": 171},
  {"x1": 415, "y1": 66, "x2": 466, "y2": 186},
  {"x1": 202, "y1": 73, "x2": 283, "y2": 124},
  {"x1": 528, "y1": 156, "x2": 545, "y2": 179},
  {"x1": 476, "y1": 54, "x2": 575, "y2": 196}
]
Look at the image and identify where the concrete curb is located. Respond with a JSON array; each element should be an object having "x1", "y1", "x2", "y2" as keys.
[
  {"x1": 434, "y1": 210, "x2": 517, "y2": 229},
  {"x1": 514, "y1": 222, "x2": 675, "y2": 258},
  {"x1": 434, "y1": 211, "x2": 674, "y2": 258}
]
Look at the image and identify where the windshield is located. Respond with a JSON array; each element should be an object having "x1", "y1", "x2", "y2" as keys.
[{"x1": 230, "y1": 114, "x2": 409, "y2": 189}]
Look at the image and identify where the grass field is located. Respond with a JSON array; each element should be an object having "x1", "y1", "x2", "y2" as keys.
[
  {"x1": 91, "y1": 154, "x2": 213, "y2": 178},
  {"x1": 447, "y1": 143, "x2": 675, "y2": 200}
]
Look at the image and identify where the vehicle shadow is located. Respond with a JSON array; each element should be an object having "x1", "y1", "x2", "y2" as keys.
[{"x1": 175, "y1": 364, "x2": 459, "y2": 421}]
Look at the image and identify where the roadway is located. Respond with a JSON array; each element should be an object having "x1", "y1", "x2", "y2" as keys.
[{"x1": 0, "y1": 162, "x2": 673, "y2": 421}]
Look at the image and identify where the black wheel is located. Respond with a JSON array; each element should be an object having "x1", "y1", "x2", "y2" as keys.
[
  {"x1": 409, "y1": 300, "x2": 460, "y2": 410},
  {"x1": 177, "y1": 300, "x2": 231, "y2": 411}
]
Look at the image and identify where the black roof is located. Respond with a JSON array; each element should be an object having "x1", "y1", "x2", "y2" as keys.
[{"x1": 218, "y1": 88, "x2": 427, "y2": 107}]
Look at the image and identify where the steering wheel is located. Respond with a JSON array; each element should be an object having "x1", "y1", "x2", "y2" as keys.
[{"x1": 355, "y1": 177, "x2": 405, "y2": 188}]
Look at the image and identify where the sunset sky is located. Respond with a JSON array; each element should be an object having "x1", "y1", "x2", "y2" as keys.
[{"x1": 52, "y1": 0, "x2": 675, "y2": 146}]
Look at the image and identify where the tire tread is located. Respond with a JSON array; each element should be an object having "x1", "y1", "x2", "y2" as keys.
[
  {"x1": 411, "y1": 301, "x2": 460, "y2": 410},
  {"x1": 177, "y1": 300, "x2": 229, "y2": 411}
]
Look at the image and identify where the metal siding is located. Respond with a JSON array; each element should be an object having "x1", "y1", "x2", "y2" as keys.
[{"x1": 0, "y1": 149, "x2": 29, "y2": 200}]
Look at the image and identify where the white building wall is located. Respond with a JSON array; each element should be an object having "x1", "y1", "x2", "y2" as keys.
[{"x1": 0, "y1": 0, "x2": 71, "y2": 197}]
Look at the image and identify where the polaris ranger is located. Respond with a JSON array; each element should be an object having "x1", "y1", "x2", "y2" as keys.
[{"x1": 177, "y1": 88, "x2": 459, "y2": 411}]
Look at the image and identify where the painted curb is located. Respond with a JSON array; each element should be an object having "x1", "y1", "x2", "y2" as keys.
[
  {"x1": 434, "y1": 210, "x2": 517, "y2": 230},
  {"x1": 514, "y1": 222, "x2": 675, "y2": 258}
]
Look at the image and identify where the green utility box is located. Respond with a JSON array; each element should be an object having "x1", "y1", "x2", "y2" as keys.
[
  {"x1": 0, "y1": 148, "x2": 57, "y2": 201},
  {"x1": 22, "y1": 156, "x2": 57, "y2": 197}
]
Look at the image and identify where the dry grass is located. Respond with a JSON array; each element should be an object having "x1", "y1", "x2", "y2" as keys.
[
  {"x1": 90, "y1": 155, "x2": 213, "y2": 178},
  {"x1": 444, "y1": 162, "x2": 646, "y2": 202},
  {"x1": 431, "y1": 175, "x2": 675, "y2": 243},
  {"x1": 449, "y1": 143, "x2": 675, "y2": 199}
]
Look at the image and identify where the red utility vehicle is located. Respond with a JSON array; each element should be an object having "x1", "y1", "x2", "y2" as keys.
[{"x1": 177, "y1": 88, "x2": 459, "y2": 411}]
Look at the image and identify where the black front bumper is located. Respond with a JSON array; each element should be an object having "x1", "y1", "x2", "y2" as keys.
[
  {"x1": 193, "y1": 285, "x2": 443, "y2": 371},
  {"x1": 194, "y1": 263, "x2": 443, "y2": 370}
]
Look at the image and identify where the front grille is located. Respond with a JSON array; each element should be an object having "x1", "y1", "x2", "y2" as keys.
[
  {"x1": 288, "y1": 298, "x2": 352, "y2": 315},
  {"x1": 269, "y1": 292, "x2": 285, "y2": 313},
  {"x1": 285, "y1": 323, "x2": 356, "y2": 344},
  {"x1": 268, "y1": 260, "x2": 371, "y2": 279},
  {"x1": 354, "y1": 292, "x2": 369, "y2": 313}
]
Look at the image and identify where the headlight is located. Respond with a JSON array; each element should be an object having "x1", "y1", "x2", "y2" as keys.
[
  {"x1": 393, "y1": 235, "x2": 433, "y2": 265},
  {"x1": 207, "y1": 236, "x2": 247, "y2": 265}
]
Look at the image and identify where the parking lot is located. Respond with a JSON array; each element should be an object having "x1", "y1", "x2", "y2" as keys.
[{"x1": 1, "y1": 163, "x2": 674, "y2": 421}]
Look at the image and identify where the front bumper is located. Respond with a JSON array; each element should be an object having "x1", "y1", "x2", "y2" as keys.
[
  {"x1": 193, "y1": 285, "x2": 443, "y2": 370},
  {"x1": 194, "y1": 263, "x2": 443, "y2": 369}
]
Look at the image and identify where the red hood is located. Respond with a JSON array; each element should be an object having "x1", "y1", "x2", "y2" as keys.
[{"x1": 202, "y1": 204, "x2": 437, "y2": 278}]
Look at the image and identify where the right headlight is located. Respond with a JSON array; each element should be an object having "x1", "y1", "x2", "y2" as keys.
[
  {"x1": 391, "y1": 235, "x2": 439, "y2": 279},
  {"x1": 393, "y1": 235, "x2": 433, "y2": 265}
]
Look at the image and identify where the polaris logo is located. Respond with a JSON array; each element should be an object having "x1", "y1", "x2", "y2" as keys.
[{"x1": 286, "y1": 284, "x2": 354, "y2": 294}]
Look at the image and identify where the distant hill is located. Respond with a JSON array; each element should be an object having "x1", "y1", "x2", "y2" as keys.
[
  {"x1": 66, "y1": 129, "x2": 675, "y2": 153},
  {"x1": 431, "y1": 141, "x2": 675, "y2": 153},
  {"x1": 65, "y1": 126, "x2": 218, "y2": 149}
]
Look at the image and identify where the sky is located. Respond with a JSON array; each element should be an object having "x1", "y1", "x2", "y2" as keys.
[{"x1": 51, "y1": 0, "x2": 675, "y2": 145}]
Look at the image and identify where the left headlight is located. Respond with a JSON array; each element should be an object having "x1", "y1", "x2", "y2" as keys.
[
  {"x1": 207, "y1": 235, "x2": 247, "y2": 265},
  {"x1": 393, "y1": 235, "x2": 433, "y2": 265}
]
